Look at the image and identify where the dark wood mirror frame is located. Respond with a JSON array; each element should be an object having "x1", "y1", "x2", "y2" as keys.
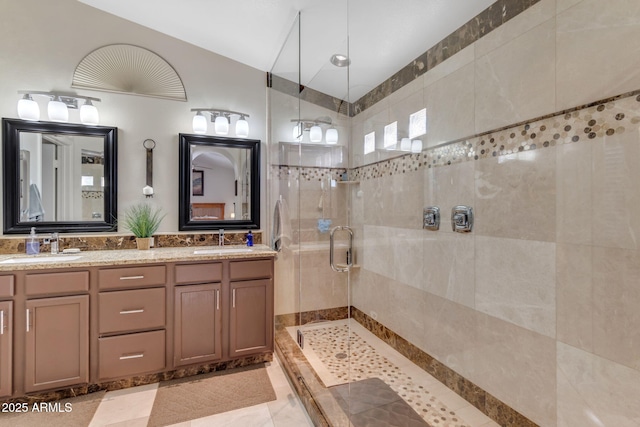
[
  {"x1": 178, "y1": 133, "x2": 260, "y2": 231},
  {"x1": 2, "y1": 118, "x2": 118, "y2": 234}
]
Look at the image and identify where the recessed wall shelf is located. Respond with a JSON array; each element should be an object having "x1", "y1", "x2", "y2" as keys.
[{"x1": 337, "y1": 181, "x2": 359, "y2": 185}]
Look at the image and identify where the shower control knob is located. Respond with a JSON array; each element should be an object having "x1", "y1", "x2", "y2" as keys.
[
  {"x1": 451, "y1": 206, "x2": 473, "y2": 233},
  {"x1": 423, "y1": 206, "x2": 440, "y2": 230}
]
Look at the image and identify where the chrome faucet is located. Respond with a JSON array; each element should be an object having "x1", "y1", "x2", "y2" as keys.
[
  {"x1": 50, "y1": 232, "x2": 59, "y2": 254},
  {"x1": 218, "y1": 229, "x2": 225, "y2": 246}
]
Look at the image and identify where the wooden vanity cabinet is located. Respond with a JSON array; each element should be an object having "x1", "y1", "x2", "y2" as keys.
[
  {"x1": 23, "y1": 271, "x2": 90, "y2": 393},
  {"x1": 173, "y1": 263, "x2": 223, "y2": 367},
  {"x1": 229, "y1": 259, "x2": 274, "y2": 358},
  {"x1": 25, "y1": 295, "x2": 89, "y2": 393},
  {"x1": 97, "y1": 265, "x2": 167, "y2": 380},
  {"x1": 0, "y1": 276, "x2": 13, "y2": 398}
]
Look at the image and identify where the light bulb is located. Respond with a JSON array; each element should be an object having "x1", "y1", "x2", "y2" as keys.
[
  {"x1": 235, "y1": 116, "x2": 249, "y2": 137},
  {"x1": 309, "y1": 125, "x2": 322, "y2": 143},
  {"x1": 411, "y1": 139, "x2": 423, "y2": 153},
  {"x1": 80, "y1": 100, "x2": 99, "y2": 125},
  {"x1": 325, "y1": 128, "x2": 338, "y2": 144},
  {"x1": 214, "y1": 115, "x2": 229, "y2": 135},
  {"x1": 292, "y1": 123, "x2": 303, "y2": 142},
  {"x1": 48, "y1": 97, "x2": 68, "y2": 122},
  {"x1": 17, "y1": 94, "x2": 39, "y2": 121},
  {"x1": 192, "y1": 112, "x2": 207, "y2": 134}
]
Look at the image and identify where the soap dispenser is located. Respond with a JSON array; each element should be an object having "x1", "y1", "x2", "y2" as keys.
[
  {"x1": 246, "y1": 231, "x2": 254, "y2": 247},
  {"x1": 26, "y1": 227, "x2": 40, "y2": 255}
]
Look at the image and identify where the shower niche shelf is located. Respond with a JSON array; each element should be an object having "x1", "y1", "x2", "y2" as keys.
[
  {"x1": 276, "y1": 141, "x2": 347, "y2": 168},
  {"x1": 337, "y1": 180, "x2": 359, "y2": 185}
]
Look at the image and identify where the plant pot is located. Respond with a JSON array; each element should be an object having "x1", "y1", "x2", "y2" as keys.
[{"x1": 136, "y1": 237, "x2": 152, "y2": 250}]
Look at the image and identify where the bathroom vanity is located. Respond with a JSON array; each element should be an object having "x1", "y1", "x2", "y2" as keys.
[{"x1": 0, "y1": 245, "x2": 275, "y2": 400}]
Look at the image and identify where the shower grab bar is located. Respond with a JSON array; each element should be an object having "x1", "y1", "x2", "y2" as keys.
[{"x1": 330, "y1": 226, "x2": 353, "y2": 273}]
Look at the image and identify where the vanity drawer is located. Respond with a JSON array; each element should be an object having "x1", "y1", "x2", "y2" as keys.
[
  {"x1": 99, "y1": 265, "x2": 166, "y2": 290},
  {"x1": 0, "y1": 276, "x2": 14, "y2": 297},
  {"x1": 99, "y1": 288, "x2": 165, "y2": 334},
  {"x1": 229, "y1": 259, "x2": 272, "y2": 281},
  {"x1": 99, "y1": 330, "x2": 165, "y2": 380},
  {"x1": 175, "y1": 263, "x2": 222, "y2": 284},
  {"x1": 25, "y1": 271, "x2": 89, "y2": 296}
]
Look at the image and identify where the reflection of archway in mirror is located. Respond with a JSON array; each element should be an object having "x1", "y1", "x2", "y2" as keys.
[
  {"x1": 178, "y1": 134, "x2": 260, "y2": 231},
  {"x1": 191, "y1": 149, "x2": 236, "y2": 219}
]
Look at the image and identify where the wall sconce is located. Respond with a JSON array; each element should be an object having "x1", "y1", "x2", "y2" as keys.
[
  {"x1": 290, "y1": 117, "x2": 337, "y2": 144},
  {"x1": 17, "y1": 91, "x2": 101, "y2": 124},
  {"x1": 190, "y1": 109, "x2": 250, "y2": 137}
]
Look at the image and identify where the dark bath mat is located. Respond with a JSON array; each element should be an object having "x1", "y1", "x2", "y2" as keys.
[{"x1": 330, "y1": 378, "x2": 431, "y2": 427}]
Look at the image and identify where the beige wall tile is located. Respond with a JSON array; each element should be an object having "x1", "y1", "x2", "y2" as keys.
[
  {"x1": 556, "y1": 0, "x2": 640, "y2": 110},
  {"x1": 423, "y1": 44, "x2": 475, "y2": 88},
  {"x1": 556, "y1": 0, "x2": 583, "y2": 14},
  {"x1": 556, "y1": 243, "x2": 593, "y2": 351},
  {"x1": 392, "y1": 227, "x2": 424, "y2": 290},
  {"x1": 424, "y1": 63, "x2": 476, "y2": 148},
  {"x1": 422, "y1": 232, "x2": 475, "y2": 308},
  {"x1": 557, "y1": 342, "x2": 640, "y2": 427},
  {"x1": 557, "y1": 141, "x2": 592, "y2": 245},
  {"x1": 476, "y1": 0, "x2": 557, "y2": 57},
  {"x1": 299, "y1": 250, "x2": 348, "y2": 312},
  {"x1": 425, "y1": 160, "x2": 475, "y2": 234},
  {"x1": 362, "y1": 225, "x2": 394, "y2": 281},
  {"x1": 475, "y1": 19, "x2": 556, "y2": 133},
  {"x1": 389, "y1": 90, "x2": 425, "y2": 145},
  {"x1": 475, "y1": 147, "x2": 557, "y2": 242},
  {"x1": 592, "y1": 246, "x2": 640, "y2": 371},
  {"x1": 592, "y1": 128, "x2": 640, "y2": 250},
  {"x1": 388, "y1": 169, "x2": 424, "y2": 229},
  {"x1": 475, "y1": 236, "x2": 556, "y2": 337}
]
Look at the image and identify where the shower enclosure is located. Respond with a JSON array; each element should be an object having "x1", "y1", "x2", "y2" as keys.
[{"x1": 268, "y1": 4, "x2": 358, "y2": 425}]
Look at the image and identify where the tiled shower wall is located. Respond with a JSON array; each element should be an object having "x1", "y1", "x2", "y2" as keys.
[{"x1": 349, "y1": 0, "x2": 640, "y2": 426}]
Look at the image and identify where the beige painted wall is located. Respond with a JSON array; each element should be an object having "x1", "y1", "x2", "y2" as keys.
[{"x1": 0, "y1": 0, "x2": 267, "y2": 234}]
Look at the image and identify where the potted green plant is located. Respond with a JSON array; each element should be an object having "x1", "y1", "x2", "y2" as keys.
[{"x1": 122, "y1": 203, "x2": 165, "y2": 250}]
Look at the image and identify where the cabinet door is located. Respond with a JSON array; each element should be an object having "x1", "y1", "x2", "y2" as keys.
[
  {"x1": 174, "y1": 283, "x2": 222, "y2": 367},
  {"x1": 229, "y1": 279, "x2": 273, "y2": 358},
  {"x1": 0, "y1": 301, "x2": 12, "y2": 398},
  {"x1": 25, "y1": 295, "x2": 89, "y2": 393}
]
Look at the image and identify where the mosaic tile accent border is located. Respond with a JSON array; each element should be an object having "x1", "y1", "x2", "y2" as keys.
[
  {"x1": 351, "y1": 90, "x2": 640, "y2": 181},
  {"x1": 0, "y1": 231, "x2": 262, "y2": 255},
  {"x1": 275, "y1": 308, "x2": 537, "y2": 427},
  {"x1": 351, "y1": 307, "x2": 537, "y2": 427},
  {"x1": 301, "y1": 322, "x2": 472, "y2": 427},
  {"x1": 271, "y1": 165, "x2": 347, "y2": 182},
  {"x1": 268, "y1": 0, "x2": 540, "y2": 117}
]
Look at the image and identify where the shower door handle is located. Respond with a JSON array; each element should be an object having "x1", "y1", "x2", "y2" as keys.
[{"x1": 330, "y1": 226, "x2": 353, "y2": 273}]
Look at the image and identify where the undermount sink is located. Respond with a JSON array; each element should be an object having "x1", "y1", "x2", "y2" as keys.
[
  {"x1": 0, "y1": 255, "x2": 83, "y2": 264},
  {"x1": 193, "y1": 248, "x2": 254, "y2": 255}
]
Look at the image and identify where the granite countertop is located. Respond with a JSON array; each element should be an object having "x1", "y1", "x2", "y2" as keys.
[{"x1": 0, "y1": 244, "x2": 276, "y2": 271}]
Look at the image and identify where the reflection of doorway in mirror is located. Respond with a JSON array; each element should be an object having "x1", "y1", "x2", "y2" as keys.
[{"x1": 190, "y1": 149, "x2": 236, "y2": 220}]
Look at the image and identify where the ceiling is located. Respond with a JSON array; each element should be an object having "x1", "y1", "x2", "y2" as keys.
[{"x1": 79, "y1": 0, "x2": 496, "y2": 101}]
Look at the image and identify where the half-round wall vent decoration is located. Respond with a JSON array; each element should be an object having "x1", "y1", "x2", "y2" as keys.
[{"x1": 72, "y1": 44, "x2": 187, "y2": 101}]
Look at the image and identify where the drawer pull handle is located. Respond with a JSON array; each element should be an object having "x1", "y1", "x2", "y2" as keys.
[
  {"x1": 120, "y1": 275, "x2": 145, "y2": 281},
  {"x1": 0, "y1": 310, "x2": 4, "y2": 335},
  {"x1": 119, "y1": 309, "x2": 144, "y2": 315},
  {"x1": 119, "y1": 353, "x2": 144, "y2": 360},
  {"x1": 232, "y1": 289, "x2": 236, "y2": 308},
  {"x1": 26, "y1": 309, "x2": 31, "y2": 332},
  {"x1": 216, "y1": 289, "x2": 220, "y2": 310}
]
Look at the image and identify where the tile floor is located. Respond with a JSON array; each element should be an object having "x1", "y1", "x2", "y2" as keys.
[
  {"x1": 288, "y1": 319, "x2": 499, "y2": 427},
  {"x1": 88, "y1": 356, "x2": 314, "y2": 427}
]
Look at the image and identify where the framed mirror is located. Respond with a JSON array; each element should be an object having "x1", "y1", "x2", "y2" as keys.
[
  {"x1": 2, "y1": 118, "x2": 117, "y2": 234},
  {"x1": 179, "y1": 134, "x2": 260, "y2": 231}
]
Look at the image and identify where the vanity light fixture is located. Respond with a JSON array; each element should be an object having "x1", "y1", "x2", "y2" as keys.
[
  {"x1": 17, "y1": 91, "x2": 101, "y2": 124},
  {"x1": 17, "y1": 94, "x2": 39, "y2": 121},
  {"x1": 400, "y1": 137, "x2": 412, "y2": 151},
  {"x1": 190, "y1": 109, "x2": 250, "y2": 137},
  {"x1": 325, "y1": 128, "x2": 339, "y2": 144},
  {"x1": 290, "y1": 117, "x2": 335, "y2": 144},
  {"x1": 411, "y1": 139, "x2": 423, "y2": 153}
]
